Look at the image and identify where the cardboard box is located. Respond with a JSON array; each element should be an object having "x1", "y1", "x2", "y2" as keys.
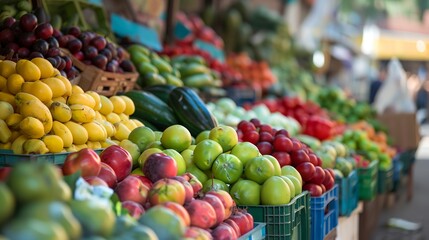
[{"x1": 377, "y1": 112, "x2": 420, "y2": 150}]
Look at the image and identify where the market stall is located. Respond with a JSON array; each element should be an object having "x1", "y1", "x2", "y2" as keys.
[{"x1": 0, "y1": 0, "x2": 422, "y2": 240}]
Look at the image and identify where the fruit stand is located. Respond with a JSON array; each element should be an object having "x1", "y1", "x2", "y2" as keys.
[{"x1": 0, "y1": 1, "x2": 420, "y2": 240}]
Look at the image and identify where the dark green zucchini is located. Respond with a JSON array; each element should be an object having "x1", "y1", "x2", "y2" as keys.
[
  {"x1": 124, "y1": 90, "x2": 178, "y2": 130},
  {"x1": 143, "y1": 84, "x2": 177, "y2": 103},
  {"x1": 168, "y1": 87, "x2": 218, "y2": 136}
]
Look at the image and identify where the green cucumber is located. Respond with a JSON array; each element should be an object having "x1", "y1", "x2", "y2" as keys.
[
  {"x1": 161, "y1": 73, "x2": 183, "y2": 87},
  {"x1": 168, "y1": 87, "x2": 218, "y2": 136},
  {"x1": 141, "y1": 73, "x2": 166, "y2": 87},
  {"x1": 183, "y1": 74, "x2": 213, "y2": 88},
  {"x1": 179, "y1": 63, "x2": 210, "y2": 79},
  {"x1": 151, "y1": 58, "x2": 173, "y2": 74},
  {"x1": 137, "y1": 62, "x2": 158, "y2": 75},
  {"x1": 124, "y1": 90, "x2": 178, "y2": 131},
  {"x1": 143, "y1": 84, "x2": 177, "y2": 103}
]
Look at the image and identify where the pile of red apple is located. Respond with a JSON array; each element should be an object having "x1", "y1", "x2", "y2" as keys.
[
  {"x1": 0, "y1": 14, "x2": 79, "y2": 79},
  {"x1": 246, "y1": 96, "x2": 345, "y2": 140},
  {"x1": 237, "y1": 119, "x2": 336, "y2": 197},
  {"x1": 61, "y1": 145, "x2": 254, "y2": 239},
  {"x1": 56, "y1": 26, "x2": 135, "y2": 73}
]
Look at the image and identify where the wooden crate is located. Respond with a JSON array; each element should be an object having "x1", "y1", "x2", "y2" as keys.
[{"x1": 63, "y1": 49, "x2": 138, "y2": 96}]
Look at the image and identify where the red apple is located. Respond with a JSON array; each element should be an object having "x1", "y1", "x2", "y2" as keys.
[
  {"x1": 225, "y1": 219, "x2": 241, "y2": 237},
  {"x1": 201, "y1": 194, "x2": 225, "y2": 227},
  {"x1": 142, "y1": 153, "x2": 177, "y2": 183},
  {"x1": 115, "y1": 175, "x2": 150, "y2": 205},
  {"x1": 295, "y1": 162, "x2": 315, "y2": 182},
  {"x1": 0, "y1": 167, "x2": 12, "y2": 181},
  {"x1": 229, "y1": 211, "x2": 253, "y2": 235},
  {"x1": 271, "y1": 151, "x2": 291, "y2": 167},
  {"x1": 184, "y1": 227, "x2": 212, "y2": 239},
  {"x1": 148, "y1": 178, "x2": 186, "y2": 206},
  {"x1": 273, "y1": 135, "x2": 293, "y2": 152},
  {"x1": 303, "y1": 183, "x2": 323, "y2": 197},
  {"x1": 62, "y1": 148, "x2": 101, "y2": 177},
  {"x1": 290, "y1": 149, "x2": 310, "y2": 166},
  {"x1": 172, "y1": 176, "x2": 194, "y2": 203},
  {"x1": 162, "y1": 201, "x2": 191, "y2": 226},
  {"x1": 309, "y1": 166, "x2": 326, "y2": 185},
  {"x1": 83, "y1": 176, "x2": 108, "y2": 187},
  {"x1": 97, "y1": 162, "x2": 117, "y2": 188},
  {"x1": 182, "y1": 172, "x2": 203, "y2": 197},
  {"x1": 211, "y1": 223, "x2": 238, "y2": 240},
  {"x1": 100, "y1": 145, "x2": 132, "y2": 182},
  {"x1": 256, "y1": 141, "x2": 273, "y2": 155},
  {"x1": 322, "y1": 169, "x2": 335, "y2": 190},
  {"x1": 122, "y1": 200, "x2": 145, "y2": 218},
  {"x1": 185, "y1": 199, "x2": 217, "y2": 229},
  {"x1": 206, "y1": 190, "x2": 235, "y2": 220},
  {"x1": 130, "y1": 174, "x2": 153, "y2": 189}
]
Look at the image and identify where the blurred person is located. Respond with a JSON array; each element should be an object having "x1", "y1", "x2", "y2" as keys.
[{"x1": 368, "y1": 61, "x2": 387, "y2": 104}]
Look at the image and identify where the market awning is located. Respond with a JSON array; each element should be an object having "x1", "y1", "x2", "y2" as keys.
[{"x1": 356, "y1": 28, "x2": 429, "y2": 61}]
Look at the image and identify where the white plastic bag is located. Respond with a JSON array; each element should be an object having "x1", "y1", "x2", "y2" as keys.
[{"x1": 373, "y1": 58, "x2": 416, "y2": 114}]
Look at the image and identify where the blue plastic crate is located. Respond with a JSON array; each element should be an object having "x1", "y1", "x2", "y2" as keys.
[
  {"x1": 238, "y1": 222, "x2": 267, "y2": 240},
  {"x1": 0, "y1": 149, "x2": 104, "y2": 167},
  {"x1": 335, "y1": 170, "x2": 359, "y2": 216},
  {"x1": 310, "y1": 184, "x2": 339, "y2": 240}
]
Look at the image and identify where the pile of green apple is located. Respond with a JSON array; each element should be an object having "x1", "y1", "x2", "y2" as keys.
[
  {"x1": 338, "y1": 129, "x2": 392, "y2": 170},
  {"x1": 125, "y1": 123, "x2": 304, "y2": 206},
  {"x1": 206, "y1": 97, "x2": 301, "y2": 136}
]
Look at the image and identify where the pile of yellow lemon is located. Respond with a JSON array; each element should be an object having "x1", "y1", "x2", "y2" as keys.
[{"x1": 0, "y1": 58, "x2": 143, "y2": 154}]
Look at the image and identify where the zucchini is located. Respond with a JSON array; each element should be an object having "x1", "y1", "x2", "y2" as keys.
[
  {"x1": 124, "y1": 90, "x2": 178, "y2": 131},
  {"x1": 143, "y1": 84, "x2": 177, "y2": 103},
  {"x1": 168, "y1": 87, "x2": 218, "y2": 136}
]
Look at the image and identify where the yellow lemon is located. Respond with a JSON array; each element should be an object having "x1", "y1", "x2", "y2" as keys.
[
  {"x1": 52, "y1": 96, "x2": 67, "y2": 104},
  {"x1": 7, "y1": 73, "x2": 25, "y2": 94},
  {"x1": 16, "y1": 60, "x2": 41, "y2": 82},
  {"x1": 21, "y1": 81, "x2": 53, "y2": 103},
  {"x1": 0, "y1": 75, "x2": 7, "y2": 91},
  {"x1": 67, "y1": 93, "x2": 96, "y2": 109},
  {"x1": 0, "y1": 92, "x2": 15, "y2": 108},
  {"x1": 51, "y1": 121, "x2": 73, "y2": 148},
  {"x1": 109, "y1": 96, "x2": 126, "y2": 114},
  {"x1": 99, "y1": 95, "x2": 114, "y2": 115},
  {"x1": 41, "y1": 77, "x2": 66, "y2": 98},
  {"x1": 86, "y1": 91, "x2": 101, "y2": 111},
  {"x1": 64, "y1": 121, "x2": 88, "y2": 145},
  {"x1": 56, "y1": 75, "x2": 72, "y2": 97},
  {"x1": 49, "y1": 101, "x2": 72, "y2": 123},
  {"x1": 19, "y1": 116, "x2": 45, "y2": 138},
  {"x1": 42, "y1": 135, "x2": 64, "y2": 153},
  {"x1": 0, "y1": 101, "x2": 14, "y2": 120},
  {"x1": 105, "y1": 112, "x2": 121, "y2": 124},
  {"x1": 71, "y1": 85, "x2": 84, "y2": 94},
  {"x1": 120, "y1": 95, "x2": 135, "y2": 115},
  {"x1": 31, "y1": 58, "x2": 54, "y2": 78},
  {"x1": 82, "y1": 121, "x2": 107, "y2": 142},
  {"x1": 0, "y1": 60, "x2": 16, "y2": 78},
  {"x1": 5, "y1": 113, "x2": 23, "y2": 130}
]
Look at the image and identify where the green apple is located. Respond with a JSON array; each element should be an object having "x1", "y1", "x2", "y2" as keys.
[
  {"x1": 281, "y1": 165, "x2": 303, "y2": 185},
  {"x1": 120, "y1": 139, "x2": 141, "y2": 168},
  {"x1": 231, "y1": 142, "x2": 260, "y2": 166},
  {"x1": 128, "y1": 126, "x2": 155, "y2": 151},
  {"x1": 285, "y1": 175, "x2": 302, "y2": 196}
]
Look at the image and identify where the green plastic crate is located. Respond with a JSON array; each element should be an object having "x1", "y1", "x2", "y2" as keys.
[
  {"x1": 358, "y1": 161, "x2": 378, "y2": 200},
  {"x1": 378, "y1": 165, "x2": 394, "y2": 194},
  {"x1": 237, "y1": 191, "x2": 310, "y2": 240},
  {"x1": 0, "y1": 149, "x2": 104, "y2": 167}
]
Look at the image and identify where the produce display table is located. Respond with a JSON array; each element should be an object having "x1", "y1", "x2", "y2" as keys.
[
  {"x1": 323, "y1": 228, "x2": 337, "y2": 240},
  {"x1": 336, "y1": 202, "x2": 363, "y2": 240}
]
